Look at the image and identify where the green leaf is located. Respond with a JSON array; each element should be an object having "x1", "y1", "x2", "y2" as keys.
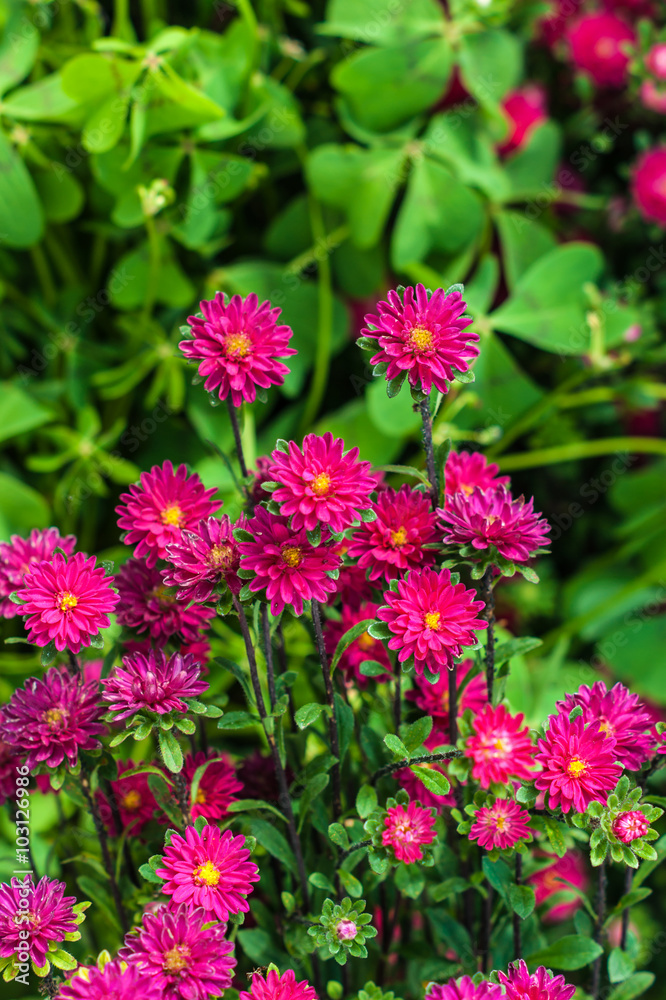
[
  {"x1": 384, "y1": 734, "x2": 409, "y2": 758},
  {"x1": 458, "y1": 29, "x2": 523, "y2": 109},
  {"x1": 158, "y1": 729, "x2": 183, "y2": 774},
  {"x1": 294, "y1": 702, "x2": 329, "y2": 730},
  {"x1": 508, "y1": 884, "x2": 535, "y2": 919},
  {"x1": 0, "y1": 12, "x2": 39, "y2": 95},
  {"x1": 0, "y1": 129, "x2": 43, "y2": 247},
  {"x1": 359, "y1": 660, "x2": 390, "y2": 677},
  {"x1": 330, "y1": 618, "x2": 376, "y2": 671},
  {"x1": 356, "y1": 786, "x2": 378, "y2": 819},
  {"x1": 496, "y1": 210, "x2": 557, "y2": 289},
  {"x1": 493, "y1": 637, "x2": 542, "y2": 666},
  {"x1": 410, "y1": 765, "x2": 450, "y2": 797},
  {"x1": 490, "y1": 243, "x2": 605, "y2": 355},
  {"x1": 248, "y1": 817, "x2": 297, "y2": 874},
  {"x1": 328, "y1": 823, "x2": 350, "y2": 849},
  {"x1": 227, "y1": 799, "x2": 288, "y2": 822},
  {"x1": 338, "y1": 868, "x2": 363, "y2": 898},
  {"x1": 606, "y1": 973, "x2": 655, "y2": 1000},
  {"x1": 526, "y1": 935, "x2": 603, "y2": 970},
  {"x1": 319, "y1": 0, "x2": 445, "y2": 46},
  {"x1": 400, "y1": 716, "x2": 433, "y2": 753},
  {"x1": 502, "y1": 122, "x2": 562, "y2": 200},
  {"x1": 217, "y1": 710, "x2": 259, "y2": 729},
  {"x1": 608, "y1": 947, "x2": 635, "y2": 984},
  {"x1": 49, "y1": 949, "x2": 78, "y2": 971},
  {"x1": 482, "y1": 857, "x2": 512, "y2": 902},
  {"x1": 395, "y1": 860, "x2": 426, "y2": 898},
  {"x1": 310, "y1": 871, "x2": 336, "y2": 892}
]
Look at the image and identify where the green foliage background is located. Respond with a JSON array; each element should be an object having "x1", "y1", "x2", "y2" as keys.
[{"x1": 0, "y1": 0, "x2": 665, "y2": 991}]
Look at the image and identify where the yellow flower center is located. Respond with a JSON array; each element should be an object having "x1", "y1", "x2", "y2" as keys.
[
  {"x1": 424, "y1": 611, "x2": 441, "y2": 631},
  {"x1": 390, "y1": 526, "x2": 408, "y2": 548},
  {"x1": 225, "y1": 332, "x2": 252, "y2": 358},
  {"x1": 44, "y1": 708, "x2": 66, "y2": 729},
  {"x1": 196, "y1": 788, "x2": 207, "y2": 805},
  {"x1": 281, "y1": 545, "x2": 303, "y2": 568},
  {"x1": 598, "y1": 718, "x2": 613, "y2": 736},
  {"x1": 121, "y1": 790, "x2": 142, "y2": 812},
  {"x1": 193, "y1": 860, "x2": 221, "y2": 886},
  {"x1": 495, "y1": 815, "x2": 506, "y2": 831},
  {"x1": 568, "y1": 757, "x2": 587, "y2": 778},
  {"x1": 357, "y1": 631, "x2": 375, "y2": 651},
  {"x1": 161, "y1": 504, "x2": 184, "y2": 527},
  {"x1": 494, "y1": 738, "x2": 507, "y2": 752},
  {"x1": 163, "y1": 945, "x2": 190, "y2": 972},
  {"x1": 595, "y1": 38, "x2": 617, "y2": 58},
  {"x1": 59, "y1": 591, "x2": 78, "y2": 612},
  {"x1": 311, "y1": 472, "x2": 332, "y2": 497},
  {"x1": 207, "y1": 543, "x2": 234, "y2": 570},
  {"x1": 409, "y1": 325, "x2": 434, "y2": 351},
  {"x1": 151, "y1": 584, "x2": 176, "y2": 606}
]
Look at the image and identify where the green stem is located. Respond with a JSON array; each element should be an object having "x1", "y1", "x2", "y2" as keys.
[
  {"x1": 112, "y1": 0, "x2": 135, "y2": 40},
  {"x1": 226, "y1": 399, "x2": 249, "y2": 479},
  {"x1": 420, "y1": 397, "x2": 439, "y2": 508},
  {"x1": 371, "y1": 749, "x2": 463, "y2": 785},
  {"x1": 142, "y1": 215, "x2": 161, "y2": 321},
  {"x1": 497, "y1": 436, "x2": 666, "y2": 472},
  {"x1": 299, "y1": 192, "x2": 334, "y2": 435},
  {"x1": 311, "y1": 599, "x2": 342, "y2": 819},
  {"x1": 79, "y1": 770, "x2": 129, "y2": 935}
]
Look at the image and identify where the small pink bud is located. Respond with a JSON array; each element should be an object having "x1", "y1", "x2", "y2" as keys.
[
  {"x1": 612, "y1": 810, "x2": 650, "y2": 844},
  {"x1": 646, "y1": 43, "x2": 666, "y2": 81},
  {"x1": 336, "y1": 919, "x2": 358, "y2": 941}
]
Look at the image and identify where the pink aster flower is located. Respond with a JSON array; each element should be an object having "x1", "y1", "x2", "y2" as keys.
[
  {"x1": 632, "y1": 147, "x2": 666, "y2": 227},
  {"x1": 0, "y1": 876, "x2": 78, "y2": 970},
  {"x1": 0, "y1": 667, "x2": 104, "y2": 769},
  {"x1": 58, "y1": 960, "x2": 163, "y2": 1000},
  {"x1": 324, "y1": 602, "x2": 392, "y2": 686},
  {"x1": 238, "y1": 506, "x2": 340, "y2": 616},
  {"x1": 498, "y1": 961, "x2": 575, "y2": 1000},
  {"x1": 120, "y1": 903, "x2": 235, "y2": 1000},
  {"x1": 439, "y1": 486, "x2": 550, "y2": 564},
  {"x1": 116, "y1": 557, "x2": 215, "y2": 646},
  {"x1": 640, "y1": 80, "x2": 666, "y2": 114},
  {"x1": 567, "y1": 12, "x2": 635, "y2": 88},
  {"x1": 98, "y1": 760, "x2": 159, "y2": 836},
  {"x1": 465, "y1": 703, "x2": 536, "y2": 788},
  {"x1": 180, "y1": 292, "x2": 297, "y2": 406},
  {"x1": 407, "y1": 657, "x2": 487, "y2": 725},
  {"x1": 535, "y1": 713, "x2": 623, "y2": 814},
  {"x1": 116, "y1": 461, "x2": 220, "y2": 568},
  {"x1": 377, "y1": 567, "x2": 487, "y2": 678},
  {"x1": 0, "y1": 528, "x2": 76, "y2": 619},
  {"x1": 443, "y1": 450, "x2": 509, "y2": 500},
  {"x1": 182, "y1": 750, "x2": 242, "y2": 822},
  {"x1": 156, "y1": 824, "x2": 259, "y2": 922},
  {"x1": 647, "y1": 42, "x2": 666, "y2": 80},
  {"x1": 362, "y1": 284, "x2": 479, "y2": 395},
  {"x1": 529, "y1": 850, "x2": 588, "y2": 923},
  {"x1": 164, "y1": 515, "x2": 245, "y2": 602},
  {"x1": 469, "y1": 799, "x2": 532, "y2": 851},
  {"x1": 557, "y1": 681, "x2": 657, "y2": 770},
  {"x1": 240, "y1": 968, "x2": 318, "y2": 1000},
  {"x1": 398, "y1": 731, "x2": 456, "y2": 811},
  {"x1": 498, "y1": 85, "x2": 548, "y2": 156},
  {"x1": 613, "y1": 810, "x2": 650, "y2": 843},
  {"x1": 17, "y1": 552, "x2": 118, "y2": 654},
  {"x1": 330, "y1": 561, "x2": 373, "y2": 608},
  {"x1": 382, "y1": 800, "x2": 437, "y2": 863},
  {"x1": 269, "y1": 432, "x2": 376, "y2": 534},
  {"x1": 346, "y1": 485, "x2": 439, "y2": 582},
  {"x1": 426, "y1": 976, "x2": 503, "y2": 1000},
  {"x1": 102, "y1": 649, "x2": 207, "y2": 721}
]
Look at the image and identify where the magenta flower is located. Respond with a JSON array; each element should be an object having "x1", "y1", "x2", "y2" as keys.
[
  {"x1": 498, "y1": 961, "x2": 575, "y2": 1000},
  {"x1": 324, "y1": 602, "x2": 392, "y2": 686},
  {"x1": 498, "y1": 84, "x2": 547, "y2": 156},
  {"x1": 115, "y1": 558, "x2": 214, "y2": 647},
  {"x1": 248, "y1": 455, "x2": 275, "y2": 510},
  {"x1": 398, "y1": 731, "x2": 456, "y2": 812},
  {"x1": 407, "y1": 657, "x2": 487, "y2": 726},
  {"x1": 362, "y1": 284, "x2": 479, "y2": 395},
  {"x1": 557, "y1": 681, "x2": 657, "y2": 770},
  {"x1": 164, "y1": 515, "x2": 245, "y2": 602},
  {"x1": 182, "y1": 750, "x2": 242, "y2": 822},
  {"x1": 376, "y1": 567, "x2": 487, "y2": 678},
  {"x1": 382, "y1": 801, "x2": 437, "y2": 864},
  {"x1": 632, "y1": 147, "x2": 666, "y2": 227},
  {"x1": 641, "y1": 79, "x2": 666, "y2": 114},
  {"x1": 102, "y1": 649, "x2": 207, "y2": 721},
  {"x1": 528, "y1": 851, "x2": 588, "y2": 923},
  {"x1": 469, "y1": 799, "x2": 532, "y2": 851},
  {"x1": 240, "y1": 968, "x2": 318, "y2": 1000},
  {"x1": 116, "y1": 461, "x2": 220, "y2": 568},
  {"x1": 120, "y1": 903, "x2": 236, "y2": 1000},
  {"x1": 16, "y1": 552, "x2": 118, "y2": 654},
  {"x1": 567, "y1": 12, "x2": 635, "y2": 88},
  {"x1": 613, "y1": 810, "x2": 650, "y2": 844},
  {"x1": 155, "y1": 824, "x2": 259, "y2": 922},
  {"x1": 0, "y1": 876, "x2": 79, "y2": 970},
  {"x1": 58, "y1": 960, "x2": 163, "y2": 1000},
  {"x1": 465, "y1": 703, "x2": 536, "y2": 788},
  {"x1": 346, "y1": 485, "x2": 439, "y2": 582},
  {"x1": 443, "y1": 450, "x2": 509, "y2": 500},
  {"x1": 647, "y1": 42, "x2": 666, "y2": 79},
  {"x1": 0, "y1": 528, "x2": 76, "y2": 619},
  {"x1": 98, "y1": 760, "x2": 159, "y2": 836},
  {"x1": 426, "y1": 976, "x2": 503, "y2": 1000},
  {"x1": 0, "y1": 667, "x2": 104, "y2": 769},
  {"x1": 439, "y1": 486, "x2": 550, "y2": 564},
  {"x1": 238, "y1": 506, "x2": 340, "y2": 616},
  {"x1": 180, "y1": 292, "x2": 297, "y2": 406},
  {"x1": 535, "y1": 713, "x2": 623, "y2": 814},
  {"x1": 269, "y1": 432, "x2": 376, "y2": 534}
]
